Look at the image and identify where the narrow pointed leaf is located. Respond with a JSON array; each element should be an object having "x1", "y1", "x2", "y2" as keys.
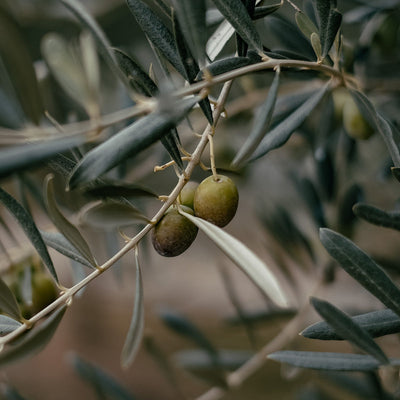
[
  {"x1": 160, "y1": 130, "x2": 184, "y2": 171},
  {"x1": 310, "y1": 297, "x2": 389, "y2": 364},
  {"x1": 179, "y1": 210, "x2": 288, "y2": 308},
  {"x1": 322, "y1": 9, "x2": 342, "y2": 58},
  {"x1": 172, "y1": 0, "x2": 207, "y2": 64},
  {"x1": 0, "y1": 315, "x2": 22, "y2": 336},
  {"x1": 268, "y1": 351, "x2": 388, "y2": 371},
  {"x1": 113, "y1": 48, "x2": 158, "y2": 97},
  {"x1": 61, "y1": 0, "x2": 127, "y2": 87},
  {"x1": 0, "y1": 277, "x2": 21, "y2": 321},
  {"x1": 250, "y1": 83, "x2": 329, "y2": 161},
  {"x1": 121, "y1": 250, "x2": 145, "y2": 368},
  {"x1": 314, "y1": 0, "x2": 332, "y2": 51},
  {"x1": 197, "y1": 56, "x2": 253, "y2": 80},
  {"x1": 353, "y1": 203, "x2": 400, "y2": 231},
  {"x1": 0, "y1": 187, "x2": 58, "y2": 282},
  {"x1": 311, "y1": 32, "x2": 322, "y2": 60},
  {"x1": 71, "y1": 355, "x2": 136, "y2": 400},
  {"x1": 68, "y1": 96, "x2": 199, "y2": 189},
  {"x1": 212, "y1": 0, "x2": 263, "y2": 53},
  {"x1": 45, "y1": 175, "x2": 97, "y2": 267},
  {"x1": 40, "y1": 230, "x2": 95, "y2": 269},
  {"x1": 320, "y1": 228, "x2": 400, "y2": 317},
  {"x1": 232, "y1": 68, "x2": 280, "y2": 166},
  {"x1": 0, "y1": 135, "x2": 86, "y2": 180},
  {"x1": 295, "y1": 11, "x2": 319, "y2": 40},
  {"x1": 0, "y1": 305, "x2": 67, "y2": 367},
  {"x1": 302, "y1": 308, "x2": 400, "y2": 340},
  {"x1": 206, "y1": 20, "x2": 235, "y2": 61},
  {"x1": 79, "y1": 200, "x2": 149, "y2": 229},
  {"x1": 349, "y1": 89, "x2": 400, "y2": 167},
  {"x1": 126, "y1": 0, "x2": 186, "y2": 78},
  {"x1": 252, "y1": 4, "x2": 282, "y2": 20}
]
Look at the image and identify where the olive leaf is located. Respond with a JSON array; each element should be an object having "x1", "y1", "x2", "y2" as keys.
[
  {"x1": 268, "y1": 351, "x2": 394, "y2": 371},
  {"x1": 126, "y1": 0, "x2": 186, "y2": 78},
  {"x1": 0, "y1": 135, "x2": 86, "y2": 180},
  {"x1": 70, "y1": 354, "x2": 137, "y2": 400},
  {"x1": 320, "y1": 228, "x2": 400, "y2": 317},
  {"x1": 0, "y1": 187, "x2": 58, "y2": 283},
  {"x1": 68, "y1": 95, "x2": 200, "y2": 189},
  {"x1": 295, "y1": 10, "x2": 319, "y2": 40},
  {"x1": 301, "y1": 308, "x2": 400, "y2": 340},
  {"x1": 79, "y1": 200, "x2": 149, "y2": 230},
  {"x1": 172, "y1": 0, "x2": 207, "y2": 65},
  {"x1": 196, "y1": 56, "x2": 253, "y2": 80},
  {"x1": 235, "y1": 0, "x2": 256, "y2": 57},
  {"x1": 353, "y1": 203, "x2": 400, "y2": 231},
  {"x1": 249, "y1": 83, "x2": 330, "y2": 161},
  {"x1": 45, "y1": 175, "x2": 97, "y2": 268},
  {"x1": 40, "y1": 231, "x2": 95, "y2": 269},
  {"x1": 0, "y1": 7, "x2": 43, "y2": 125},
  {"x1": 232, "y1": 68, "x2": 280, "y2": 166},
  {"x1": 179, "y1": 210, "x2": 289, "y2": 308},
  {"x1": 0, "y1": 315, "x2": 22, "y2": 336},
  {"x1": 310, "y1": 297, "x2": 389, "y2": 365},
  {"x1": 212, "y1": 0, "x2": 263, "y2": 54},
  {"x1": 206, "y1": 19, "x2": 235, "y2": 61},
  {"x1": 0, "y1": 277, "x2": 21, "y2": 321},
  {"x1": 121, "y1": 249, "x2": 144, "y2": 369},
  {"x1": 0, "y1": 305, "x2": 67, "y2": 367}
]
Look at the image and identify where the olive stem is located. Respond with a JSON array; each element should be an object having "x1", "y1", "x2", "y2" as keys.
[
  {"x1": 0, "y1": 80, "x2": 234, "y2": 348},
  {"x1": 207, "y1": 133, "x2": 219, "y2": 181}
]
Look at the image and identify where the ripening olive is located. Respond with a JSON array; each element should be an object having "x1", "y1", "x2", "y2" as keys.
[
  {"x1": 152, "y1": 206, "x2": 198, "y2": 257},
  {"x1": 342, "y1": 96, "x2": 374, "y2": 140},
  {"x1": 193, "y1": 175, "x2": 239, "y2": 227},
  {"x1": 178, "y1": 181, "x2": 199, "y2": 209},
  {"x1": 31, "y1": 272, "x2": 58, "y2": 313}
]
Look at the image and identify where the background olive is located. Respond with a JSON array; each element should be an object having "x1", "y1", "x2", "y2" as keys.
[
  {"x1": 193, "y1": 175, "x2": 239, "y2": 227},
  {"x1": 31, "y1": 271, "x2": 58, "y2": 313},
  {"x1": 152, "y1": 206, "x2": 198, "y2": 257},
  {"x1": 178, "y1": 181, "x2": 199, "y2": 209},
  {"x1": 342, "y1": 96, "x2": 374, "y2": 140}
]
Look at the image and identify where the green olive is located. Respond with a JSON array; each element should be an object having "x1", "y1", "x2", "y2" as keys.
[
  {"x1": 31, "y1": 272, "x2": 58, "y2": 313},
  {"x1": 178, "y1": 181, "x2": 199, "y2": 209},
  {"x1": 193, "y1": 175, "x2": 239, "y2": 227},
  {"x1": 152, "y1": 206, "x2": 198, "y2": 257},
  {"x1": 342, "y1": 96, "x2": 374, "y2": 140}
]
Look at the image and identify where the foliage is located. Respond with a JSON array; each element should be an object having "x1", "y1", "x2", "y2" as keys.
[{"x1": 0, "y1": 0, "x2": 400, "y2": 399}]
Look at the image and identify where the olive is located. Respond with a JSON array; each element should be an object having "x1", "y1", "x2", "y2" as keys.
[
  {"x1": 152, "y1": 206, "x2": 198, "y2": 257},
  {"x1": 193, "y1": 175, "x2": 239, "y2": 227},
  {"x1": 342, "y1": 96, "x2": 374, "y2": 140},
  {"x1": 31, "y1": 271, "x2": 58, "y2": 313},
  {"x1": 178, "y1": 181, "x2": 199, "y2": 209}
]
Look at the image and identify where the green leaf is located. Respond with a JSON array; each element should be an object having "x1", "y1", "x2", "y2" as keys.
[
  {"x1": 310, "y1": 32, "x2": 322, "y2": 60},
  {"x1": 0, "y1": 187, "x2": 58, "y2": 283},
  {"x1": 160, "y1": 129, "x2": 184, "y2": 171},
  {"x1": 310, "y1": 297, "x2": 389, "y2": 365},
  {"x1": 40, "y1": 230, "x2": 95, "y2": 269},
  {"x1": 197, "y1": 56, "x2": 254, "y2": 80},
  {"x1": 68, "y1": 96, "x2": 199, "y2": 189},
  {"x1": 232, "y1": 68, "x2": 280, "y2": 166},
  {"x1": 172, "y1": 0, "x2": 207, "y2": 64},
  {"x1": 113, "y1": 48, "x2": 158, "y2": 97},
  {"x1": 179, "y1": 210, "x2": 288, "y2": 308},
  {"x1": 0, "y1": 305, "x2": 67, "y2": 367},
  {"x1": 126, "y1": 0, "x2": 186, "y2": 78},
  {"x1": 0, "y1": 7, "x2": 43, "y2": 125},
  {"x1": 301, "y1": 308, "x2": 400, "y2": 340},
  {"x1": 322, "y1": 8, "x2": 342, "y2": 58},
  {"x1": 314, "y1": 0, "x2": 332, "y2": 53},
  {"x1": 235, "y1": 0, "x2": 256, "y2": 56},
  {"x1": 45, "y1": 175, "x2": 97, "y2": 268},
  {"x1": 0, "y1": 315, "x2": 22, "y2": 336},
  {"x1": 353, "y1": 203, "x2": 400, "y2": 231},
  {"x1": 0, "y1": 135, "x2": 86, "y2": 180},
  {"x1": 206, "y1": 20, "x2": 235, "y2": 61},
  {"x1": 61, "y1": 0, "x2": 127, "y2": 88},
  {"x1": 70, "y1": 354, "x2": 137, "y2": 400},
  {"x1": 84, "y1": 180, "x2": 158, "y2": 200},
  {"x1": 121, "y1": 250, "x2": 145, "y2": 369},
  {"x1": 212, "y1": 0, "x2": 263, "y2": 54},
  {"x1": 268, "y1": 351, "x2": 390, "y2": 371},
  {"x1": 320, "y1": 228, "x2": 400, "y2": 317},
  {"x1": 295, "y1": 10, "x2": 319, "y2": 40},
  {"x1": 250, "y1": 83, "x2": 330, "y2": 161},
  {"x1": 79, "y1": 200, "x2": 149, "y2": 229},
  {"x1": 0, "y1": 278, "x2": 21, "y2": 321},
  {"x1": 349, "y1": 89, "x2": 400, "y2": 167}
]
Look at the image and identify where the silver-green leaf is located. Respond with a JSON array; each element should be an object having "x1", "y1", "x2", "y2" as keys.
[
  {"x1": 0, "y1": 277, "x2": 21, "y2": 321},
  {"x1": 353, "y1": 203, "x2": 400, "y2": 231}
]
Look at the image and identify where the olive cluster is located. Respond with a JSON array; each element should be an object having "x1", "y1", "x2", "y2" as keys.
[{"x1": 152, "y1": 175, "x2": 239, "y2": 257}]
